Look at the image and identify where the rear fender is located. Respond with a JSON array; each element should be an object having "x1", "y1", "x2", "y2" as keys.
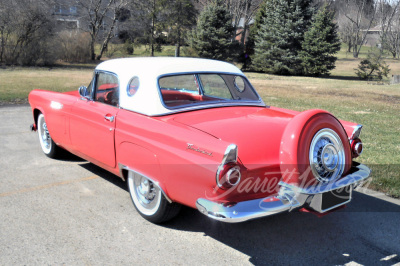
[
  {"x1": 117, "y1": 142, "x2": 170, "y2": 200},
  {"x1": 279, "y1": 109, "x2": 352, "y2": 187}
]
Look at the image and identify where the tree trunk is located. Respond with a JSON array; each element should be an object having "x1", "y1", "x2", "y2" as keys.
[
  {"x1": 175, "y1": 22, "x2": 181, "y2": 57},
  {"x1": 240, "y1": 1, "x2": 249, "y2": 46},
  {"x1": 175, "y1": 43, "x2": 180, "y2": 57},
  {"x1": 97, "y1": 17, "x2": 117, "y2": 60},
  {"x1": 90, "y1": 34, "x2": 96, "y2": 60},
  {"x1": 347, "y1": 41, "x2": 352, "y2": 53},
  {"x1": 353, "y1": 44, "x2": 358, "y2": 58},
  {"x1": 150, "y1": 0, "x2": 156, "y2": 57},
  {"x1": 0, "y1": 28, "x2": 4, "y2": 63}
]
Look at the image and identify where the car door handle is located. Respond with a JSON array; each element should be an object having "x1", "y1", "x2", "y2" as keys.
[{"x1": 104, "y1": 115, "x2": 114, "y2": 122}]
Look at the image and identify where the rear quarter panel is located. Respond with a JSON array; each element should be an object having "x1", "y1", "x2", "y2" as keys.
[{"x1": 115, "y1": 109, "x2": 228, "y2": 208}]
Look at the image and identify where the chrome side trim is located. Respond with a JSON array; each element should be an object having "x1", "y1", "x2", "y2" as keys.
[
  {"x1": 197, "y1": 163, "x2": 371, "y2": 223},
  {"x1": 216, "y1": 144, "x2": 238, "y2": 188},
  {"x1": 118, "y1": 164, "x2": 172, "y2": 203}
]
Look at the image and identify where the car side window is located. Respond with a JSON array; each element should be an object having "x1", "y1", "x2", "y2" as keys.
[
  {"x1": 85, "y1": 80, "x2": 94, "y2": 98},
  {"x1": 94, "y1": 72, "x2": 119, "y2": 107},
  {"x1": 159, "y1": 74, "x2": 199, "y2": 94},
  {"x1": 127, "y1": 76, "x2": 139, "y2": 97},
  {"x1": 199, "y1": 74, "x2": 233, "y2": 100}
]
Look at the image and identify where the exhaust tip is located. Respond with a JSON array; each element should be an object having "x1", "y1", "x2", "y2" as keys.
[{"x1": 30, "y1": 124, "x2": 37, "y2": 132}]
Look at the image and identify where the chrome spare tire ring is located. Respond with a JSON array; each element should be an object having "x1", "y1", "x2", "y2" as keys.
[{"x1": 309, "y1": 128, "x2": 345, "y2": 183}]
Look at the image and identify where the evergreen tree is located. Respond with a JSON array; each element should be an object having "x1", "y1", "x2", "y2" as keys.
[
  {"x1": 252, "y1": 0, "x2": 314, "y2": 75},
  {"x1": 166, "y1": 0, "x2": 197, "y2": 57},
  {"x1": 299, "y1": 6, "x2": 341, "y2": 76},
  {"x1": 189, "y1": 1, "x2": 239, "y2": 62}
]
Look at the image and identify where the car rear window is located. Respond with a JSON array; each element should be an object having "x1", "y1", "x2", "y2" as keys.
[{"x1": 158, "y1": 73, "x2": 260, "y2": 108}]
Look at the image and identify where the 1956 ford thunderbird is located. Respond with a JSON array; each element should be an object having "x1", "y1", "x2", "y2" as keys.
[{"x1": 29, "y1": 57, "x2": 370, "y2": 223}]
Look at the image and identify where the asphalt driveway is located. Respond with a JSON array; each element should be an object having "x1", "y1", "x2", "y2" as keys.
[{"x1": 1, "y1": 105, "x2": 399, "y2": 265}]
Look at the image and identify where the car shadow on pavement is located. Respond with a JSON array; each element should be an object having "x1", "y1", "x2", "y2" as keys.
[
  {"x1": 53, "y1": 150, "x2": 86, "y2": 162},
  {"x1": 163, "y1": 192, "x2": 400, "y2": 265},
  {"x1": 78, "y1": 162, "x2": 400, "y2": 265},
  {"x1": 78, "y1": 162, "x2": 128, "y2": 191}
]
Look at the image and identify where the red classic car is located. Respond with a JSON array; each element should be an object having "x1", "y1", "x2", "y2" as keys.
[{"x1": 29, "y1": 58, "x2": 370, "y2": 223}]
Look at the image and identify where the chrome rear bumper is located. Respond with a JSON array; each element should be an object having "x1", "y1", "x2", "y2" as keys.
[{"x1": 196, "y1": 164, "x2": 371, "y2": 223}]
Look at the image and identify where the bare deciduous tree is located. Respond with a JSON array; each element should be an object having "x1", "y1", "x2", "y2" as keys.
[
  {"x1": 79, "y1": 0, "x2": 128, "y2": 60},
  {"x1": 133, "y1": 0, "x2": 166, "y2": 57},
  {"x1": 225, "y1": 0, "x2": 262, "y2": 44},
  {"x1": 197, "y1": 0, "x2": 262, "y2": 45},
  {"x1": 338, "y1": 0, "x2": 376, "y2": 58},
  {"x1": 376, "y1": 0, "x2": 400, "y2": 58},
  {"x1": 0, "y1": 0, "x2": 56, "y2": 65},
  {"x1": 165, "y1": 0, "x2": 197, "y2": 57}
]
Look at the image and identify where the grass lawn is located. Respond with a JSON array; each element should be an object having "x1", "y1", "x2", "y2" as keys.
[
  {"x1": 0, "y1": 45, "x2": 399, "y2": 197},
  {"x1": 0, "y1": 66, "x2": 94, "y2": 103}
]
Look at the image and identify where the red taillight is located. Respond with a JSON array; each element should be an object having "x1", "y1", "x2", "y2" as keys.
[
  {"x1": 218, "y1": 164, "x2": 241, "y2": 189},
  {"x1": 351, "y1": 138, "x2": 363, "y2": 158}
]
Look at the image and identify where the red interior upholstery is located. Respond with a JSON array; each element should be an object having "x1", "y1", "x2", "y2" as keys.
[
  {"x1": 161, "y1": 90, "x2": 201, "y2": 101},
  {"x1": 96, "y1": 83, "x2": 119, "y2": 106},
  {"x1": 161, "y1": 89, "x2": 216, "y2": 107}
]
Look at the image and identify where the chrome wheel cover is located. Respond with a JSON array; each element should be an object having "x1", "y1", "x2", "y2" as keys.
[
  {"x1": 309, "y1": 128, "x2": 345, "y2": 183},
  {"x1": 128, "y1": 171, "x2": 161, "y2": 216},
  {"x1": 37, "y1": 114, "x2": 52, "y2": 154}
]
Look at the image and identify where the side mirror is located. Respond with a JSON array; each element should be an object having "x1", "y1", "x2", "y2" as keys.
[{"x1": 79, "y1": 86, "x2": 88, "y2": 98}]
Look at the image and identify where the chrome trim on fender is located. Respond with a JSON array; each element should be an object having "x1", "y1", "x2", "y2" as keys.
[
  {"x1": 216, "y1": 144, "x2": 238, "y2": 188},
  {"x1": 197, "y1": 163, "x2": 370, "y2": 223},
  {"x1": 350, "y1": 124, "x2": 363, "y2": 141},
  {"x1": 118, "y1": 164, "x2": 172, "y2": 203}
]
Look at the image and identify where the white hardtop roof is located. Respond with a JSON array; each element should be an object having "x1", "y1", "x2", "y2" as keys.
[
  {"x1": 96, "y1": 57, "x2": 243, "y2": 77},
  {"x1": 94, "y1": 57, "x2": 257, "y2": 116}
]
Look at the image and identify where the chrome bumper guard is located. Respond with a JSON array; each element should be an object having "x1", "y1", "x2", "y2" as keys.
[{"x1": 196, "y1": 164, "x2": 371, "y2": 223}]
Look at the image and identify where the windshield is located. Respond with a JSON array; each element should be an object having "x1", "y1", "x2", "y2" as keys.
[{"x1": 158, "y1": 73, "x2": 261, "y2": 109}]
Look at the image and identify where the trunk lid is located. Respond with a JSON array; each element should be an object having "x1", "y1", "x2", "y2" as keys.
[{"x1": 173, "y1": 106, "x2": 296, "y2": 167}]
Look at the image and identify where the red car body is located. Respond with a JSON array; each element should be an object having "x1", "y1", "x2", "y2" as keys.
[{"x1": 29, "y1": 58, "x2": 370, "y2": 223}]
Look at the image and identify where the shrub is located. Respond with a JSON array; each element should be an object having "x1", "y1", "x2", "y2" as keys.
[
  {"x1": 355, "y1": 50, "x2": 390, "y2": 80},
  {"x1": 124, "y1": 40, "x2": 134, "y2": 55},
  {"x1": 57, "y1": 31, "x2": 91, "y2": 63}
]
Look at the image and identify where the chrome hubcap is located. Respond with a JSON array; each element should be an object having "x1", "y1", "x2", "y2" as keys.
[
  {"x1": 137, "y1": 176, "x2": 156, "y2": 203},
  {"x1": 128, "y1": 171, "x2": 162, "y2": 216},
  {"x1": 309, "y1": 129, "x2": 345, "y2": 183},
  {"x1": 38, "y1": 115, "x2": 51, "y2": 152},
  {"x1": 128, "y1": 172, "x2": 161, "y2": 215},
  {"x1": 41, "y1": 123, "x2": 50, "y2": 148},
  {"x1": 321, "y1": 144, "x2": 338, "y2": 171}
]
